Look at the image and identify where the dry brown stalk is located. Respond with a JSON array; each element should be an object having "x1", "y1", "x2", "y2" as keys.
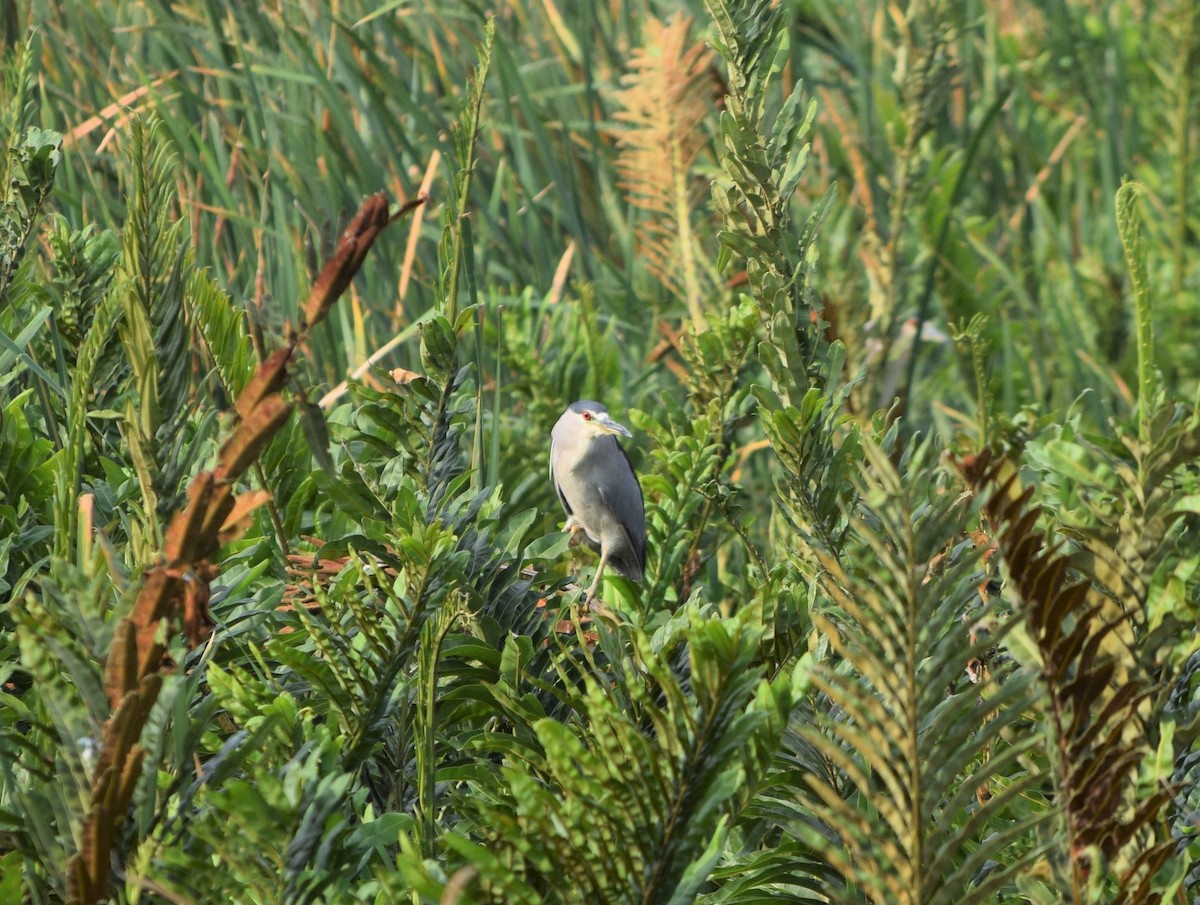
[{"x1": 67, "y1": 190, "x2": 420, "y2": 905}]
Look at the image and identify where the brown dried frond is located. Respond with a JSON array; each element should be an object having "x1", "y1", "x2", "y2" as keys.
[
  {"x1": 301, "y1": 192, "x2": 424, "y2": 334},
  {"x1": 74, "y1": 189, "x2": 401, "y2": 905},
  {"x1": 956, "y1": 449, "x2": 1173, "y2": 897},
  {"x1": 610, "y1": 15, "x2": 717, "y2": 328},
  {"x1": 280, "y1": 546, "x2": 399, "y2": 613},
  {"x1": 302, "y1": 192, "x2": 390, "y2": 330}
]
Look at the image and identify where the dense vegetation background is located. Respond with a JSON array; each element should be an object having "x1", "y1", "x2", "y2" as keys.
[{"x1": 1, "y1": 0, "x2": 1198, "y2": 902}]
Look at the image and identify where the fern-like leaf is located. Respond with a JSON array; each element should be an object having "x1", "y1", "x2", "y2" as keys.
[
  {"x1": 790, "y1": 439, "x2": 1043, "y2": 904},
  {"x1": 611, "y1": 15, "x2": 719, "y2": 329},
  {"x1": 113, "y1": 116, "x2": 198, "y2": 555},
  {"x1": 44, "y1": 219, "x2": 120, "y2": 348},
  {"x1": 188, "y1": 267, "x2": 257, "y2": 405},
  {"x1": 0, "y1": 39, "x2": 60, "y2": 304},
  {"x1": 958, "y1": 448, "x2": 1176, "y2": 903},
  {"x1": 442, "y1": 613, "x2": 791, "y2": 904},
  {"x1": 704, "y1": 0, "x2": 848, "y2": 554},
  {"x1": 705, "y1": 0, "x2": 830, "y2": 397}
]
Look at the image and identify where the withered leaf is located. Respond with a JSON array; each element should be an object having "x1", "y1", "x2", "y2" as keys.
[
  {"x1": 235, "y1": 346, "x2": 293, "y2": 420},
  {"x1": 217, "y1": 394, "x2": 293, "y2": 480},
  {"x1": 196, "y1": 483, "x2": 238, "y2": 561},
  {"x1": 103, "y1": 619, "x2": 140, "y2": 709},
  {"x1": 303, "y1": 192, "x2": 390, "y2": 329},
  {"x1": 219, "y1": 490, "x2": 273, "y2": 545},
  {"x1": 128, "y1": 569, "x2": 178, "y2": 684},
  {"x1": 164, "y1": 472, "x2": 216, "y2": 564}
]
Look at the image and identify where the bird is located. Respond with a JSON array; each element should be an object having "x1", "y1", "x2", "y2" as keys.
[{"x1": 550, "y1": 401, "x2": 646, "y2": 603}]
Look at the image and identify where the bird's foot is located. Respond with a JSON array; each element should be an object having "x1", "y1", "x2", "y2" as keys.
[
  {"x1": 587, "y1": 597, "x2": 618, "y2": 623},
  {"x1": 582, "y1": 572, "x2": 603, "y2": 603},
  {"x1": 565, "y1": 517, "x2": 586, "y2": 547}
]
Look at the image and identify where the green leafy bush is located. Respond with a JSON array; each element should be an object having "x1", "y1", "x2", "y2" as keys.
[{"x1": 1, "y1": 2, "x2": 1197, "y2": 903}]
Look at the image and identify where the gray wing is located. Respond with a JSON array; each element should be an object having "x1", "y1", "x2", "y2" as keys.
[{"x1": 598, "y1": 438, "x2": 647, "y2": 576}]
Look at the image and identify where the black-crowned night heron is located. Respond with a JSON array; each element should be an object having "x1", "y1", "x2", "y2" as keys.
[{"x1": 550, "y1": 401, "x2": 646, "y2": 602}]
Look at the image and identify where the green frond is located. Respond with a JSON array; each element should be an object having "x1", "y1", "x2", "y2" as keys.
[
  {"x1": 443, "y1": 612, "x2": 790, "y2": 904},
  {"x1": 188, "y1": 267, "x2": 256, "y2": 404},
  {"x1": 1017, "y1": 400, "x2": 1200, "y2": 899},
  {"x1": 706, "y1": 0, "x2": 850, "y2": 564},
  {"x1": 0, "y1": 34, "x2": 35, "y2": 170},
  {"x1": 0, "y1": 125, "x2": 61, "y2": 305},
  {"x1": 640, "y1": 409, "x2": 732, "y2": 614},
  {"x1": 44, "y1": 219, "x2": 120, "y2": 348},
  {"x1": 706, "y1": 0, "x2": 823, "y2": 384},
  {"x1": 0, "y1": 38, "x2": 60, "y2": 305},
  {"x1": 1022, "y1": 401, "x2": 1200, "y2": 684},
  {"x1": 1, "y1": 563, "x2": 124, "y2": 902},
  {"x1": 3, "y1": 3, "x2": 1196, "y2": 902},
  {"x1": 111, "y1": 116, "x2": 202, "y2": 556},
  {"x1": 52, "y1": 289, "x2": 121, "y2": 560},
  {"x1": 1115, "y1": 181, "x2": 1157, "y2": 438},
  {"x1": 0, "y1": 388, "x2": 54, "y2": 594},
  {"x1": 755, "y1": 341, "x2": 863, "y2": 552},
  {"x1": 789, "y1": 438, "x2": 1043, "y2": 903}
]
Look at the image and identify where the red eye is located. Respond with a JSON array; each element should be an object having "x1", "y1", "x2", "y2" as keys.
[{"x1": 582, "y1": 411, "x2": 592, "y2": 421}]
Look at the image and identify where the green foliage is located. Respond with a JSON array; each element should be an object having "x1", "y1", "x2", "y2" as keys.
[
  {"x1": 0, "y1": 390, "x2": 54, "y2": 596},
  {"x1": 0, "y1": 125, "x2": 60, "y2": 302},
  {"x1": 1, "y1": 1, "x2": 1198, "y2": 904},
  {"x1": 706, "y1": 0, "x2": 856, "y2": 559},
  {"x1": 113, "y1": 116, "x2": 202, "y2": 558},
  {"x1": 797, "y1": 440, "x2": 1044, "y2": 903},
  {"x1": 51, "y1": 286, "x2": 119, "y2": 562},
  {"x1": 188, "y1": 265, "x2": 257, "y2": 402},
  {"x1": 435, "y1": 612, "x2": 793, "y2": 904},
  {"x1": 0, "y1": 38, "x2": 59, "y2": 304},
  {"x1": 1115, "y1": 180, "x2": 1158, "y2": 441},
  {"x1": 4, "y1": 561, "x2": 128, "y2": 903},
  {"x1": 43, "y1": 220, "x2": 120, "y2": 349},
  {"x1": 961, "y1": 444, "x2": 1182, "y2": 903},
  {"x1": 706, "y1": 0, "x2": 830, "y2": 395}
]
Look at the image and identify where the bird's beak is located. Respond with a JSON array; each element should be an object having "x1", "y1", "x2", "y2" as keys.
[{"x1": 596, "y1": 413, "x2": 632, "y2": 438}]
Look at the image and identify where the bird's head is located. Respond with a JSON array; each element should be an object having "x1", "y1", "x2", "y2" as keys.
[{"x1": 564, "y1": 400, "x2": 632, "y2": 441}]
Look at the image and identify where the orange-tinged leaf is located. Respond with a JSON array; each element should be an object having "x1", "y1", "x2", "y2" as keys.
[
  {"x1": 390, "y1": 367, "x2": 422, "y2": 385},
  {"x1": 217, "y1": 394, "x2": 293, "y2": 480},
  {"x1": 115, "y1": 744, "x2": 147, "y2": 814},
  {"x1": 218, "y1": 490, "x2": 273, "y2": 544},
  {"x1": 164, "y1": 471, "x2": 215, "y2": 563},
  {"x1": 103, "y1": 619, "x2": 140, "y2": 709},
  {"x1": 235, "y1": 346, "x2": 293, "y2": 419},
  {"x1": 197, "y1": 483, "x2": 238, "y2": 561},
  {"x1": 609, "y1": 15, "x2": 716, "y2": 318},
  {"x1": 303, "y1": 192, "x2": 390, "y2": 328},
  {"x1": 181, "y1": 562, "x2": 218, "y2": 647},
  {"x1": 128, "y1": 569, "x2": 176, "y2": 682},
  {"x1": 303, "y1": 240, "x2": 358, "y2": 329}
]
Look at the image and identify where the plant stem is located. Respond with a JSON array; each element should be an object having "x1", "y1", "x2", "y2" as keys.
[
  {"x1": 1173, "y1": 1, "x2": 1197, "y2": 296},
  {"x1": 254, "y1": 459, "x2": 290, "y2": 559},
  {"x1": 1115, "y1": 181, "x2": 1155, "y2": 445},
  {"x1": 445, "y1": 20, "x2": 494, "y2": 328}
]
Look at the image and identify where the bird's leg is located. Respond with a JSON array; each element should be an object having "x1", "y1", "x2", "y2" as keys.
[{"x1": 584, "y1": 550, "x2": 609, "y2": 605}]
